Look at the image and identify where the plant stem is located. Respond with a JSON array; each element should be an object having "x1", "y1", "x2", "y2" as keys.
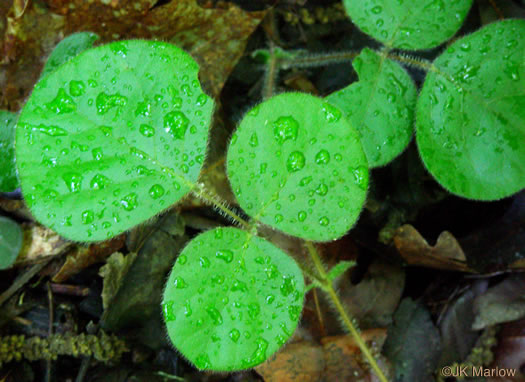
[
  {"x1": 262, "y1": 43, "x2": 279, "y2": 99},
  {"x1": 383, "y1": 52, "x2": 432, "y2": 72},
  {"x1": 305, "y1": 241, "x2": 389, "y2": 382},
  {"x1": 192, "y1": 184, "x2": 252, "y2": 230},
  {"x1": 279, "y1": 50, "x2": 360, "y2": 70}
]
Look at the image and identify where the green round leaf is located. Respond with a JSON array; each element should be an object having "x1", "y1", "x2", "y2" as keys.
[
  {"x1": 326, "y1": 48, "x2": 416, "y2": 167},
  {"x1": 41, "y1": 32, "x2": 100, "y2": 78},
  {"x1": 0, "y1": 216, "x2": 23, "y2": 269},
  {"x1": 343, "y1": 0, "x2": 473, "y2": 50},
  {"x1": 0, "y1": 111, "x2": 18, "y2": 192},
  {"x1": 416, "y1": 19, "x2": 525, "y2": 200},
  {"x1": 227, "y1": 93, "x2": 369, "y2": 242},
  {"x1": 16, "y1": 40, "x2": 213, "y2": 241},
  {"x1": 162, "y1": 227, "x2": 305, "y2": 371}
]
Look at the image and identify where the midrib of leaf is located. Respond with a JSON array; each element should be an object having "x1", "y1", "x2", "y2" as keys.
[
  {"x1": 385, "y1": 1, "x2": 433, "y2": 48},
  {"x1": 357, "y1": 51, "x2": 388, "y2": 133},
  {"x1": 429, "y1": 61, "x2": 525, "y2": 144}
]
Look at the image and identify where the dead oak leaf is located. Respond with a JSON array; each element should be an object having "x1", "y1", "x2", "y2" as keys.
[
  {"x1": 322, "y1": 330, "x2": 391, "y2": 382},
  {"x1": 255, "y1": 330, "x2": 390, "y2": 382},
  {"x1": 393, "y1": 224, "x2": 473, "y2": 272},
  {"x1": 255, "y1": 341, "x2": 325, "y2": 382},
  {"x1": 1, "y1": 0, "x2": 265, "y2": 109}
]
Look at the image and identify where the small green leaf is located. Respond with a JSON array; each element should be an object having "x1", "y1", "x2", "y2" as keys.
[
  {"x1": 343, "y1": 0, "x2": 473, "y2": 50},
  {"x1": 327, "y1": 260, "x2": 356, "y2": 282},
  {"x1": 162, "y1": 227, "x2": 305, "y2": 371},
  {"x1": 16, "y1": 40, "x2": 214, "y2": 241},
  {"x1": 326, "y1": 48, "x2": 416, "y2": 167},
  {"x1": 416, "y1": 20, "x2": 525, "y2": 200},
  {"x1": 227, "y1": 93, "x2": 369, "y2": 242},
  {"x1": 0, "y1": 216, "x2": 23, "y2": 269},
  {"x1": 0, "y1": 110, "x2": 18, "y2": 192},
  {"x1": 41, "y1": 32, "x2": 100, "y2": 78}
]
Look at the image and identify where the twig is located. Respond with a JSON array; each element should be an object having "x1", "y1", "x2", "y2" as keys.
[
  {"x1": 0, "y1": 260, "x2": 51, "y2": 306},
  {"x1": 262, "y1": 42, "x2": 279, "y2": 100}
]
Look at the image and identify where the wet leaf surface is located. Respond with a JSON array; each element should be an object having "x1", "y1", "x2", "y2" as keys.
[
  {"x1": 0, "y1": 216, "x2": 23, "y2": 269},
  {"x1": 162, "y1": 227, "x2": 305, "y2": 371},
  {"x1": 227, "y1": 93, "x2": 369, "y2": 241},
  {"x1": 416, "y1": 19, "x2": 525, "y2": 200},
  {"x1": 16, "y1": 40, "x2": 213, "y2": 242}
]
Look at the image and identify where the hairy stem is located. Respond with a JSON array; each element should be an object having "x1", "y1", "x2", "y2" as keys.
[
  {"x1": 305, "y1": 241, "x2": 389, "y2": 382},
  {"x1": 276, "y1": 48, "x2": 432, "y2": 74},
  {"x1": 384, "y1": 51, "x2": 433, "y2": 71},
  {"x1": 279, "y1": 50, "x2": 360, "y2": 70},
  {"x1": 191, "y1": 184, "x2": 252, "y2": 230}
]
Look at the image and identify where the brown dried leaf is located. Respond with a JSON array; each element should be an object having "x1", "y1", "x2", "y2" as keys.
[
  {"x1": 393, "y1": 224, "x2": 473, "y2": 272},
  {"x1": 255, "y1": 330, "x2": 390, "y2": 382},
  {"x1": 255, "y1": 341, "x2": 325, "y2": 382},
  {"x1": 1, "y1": 0, "x2": 266, "y2": 109},
  {"x1": 14, "y1": 223, "x2": 72, "y2": 265},
  {"x1": 99, "y1": 251, "x2": 138, "y2": 311},
  {"x1": 52, "y1": 235, "x2": 126, "y2": 283},
  {"x1": 338, "y1": 262, "x2": 405, "y2": 328},
  {"x1": 322, "y1": 330, "x2": 390, "y2": 382},
  {"x1": 473, "y1": 275, "x2": 525, "y2": 330},
  {"x1": 489, "y1": 318, "x2": 525, "y2": 382}
]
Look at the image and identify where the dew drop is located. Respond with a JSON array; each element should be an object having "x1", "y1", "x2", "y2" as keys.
[
  {"x1": 299, "y1": 176, "x2": 313, "y2": 186},
  {"x1": 280, "y1": 276, "x2": 295, "y2": 296},
  {"x1": 286, "y1": 151, "x2": 306, "y2": 172},
  {"x1": 249, "y1": 132, "x2": 259, "y2": 147},
  {"x1": 216, "y1": 249, "x2": 234, "y2": 263},
  {"x1": 69, "y1": 81, "x2": 85, "y2": 97},
  {"x1": 162, "y1": 301, "x2": 175, "y2": 322},
  {"x1": 149, "y1": 184, "x2": 165, "y2": 199},
  {"x1": 120, "y1": 192, "x2": 138, "y2": 211},
  {"x1": 90, "y1": 174, "x2": 111, "y2": 190},
  {"x1": 196, "y1": 93, "x2": 208, "y2": 106},
  {"x1": 46, "y1": 88, "x2": 77, "y2": 114},
  {"x1": 315, "y1": 149, "x2": 330, "y2": 165},
  {"x1": 315, "y1": 183, "x2": 328, "y2": 196},
  {"x1": 174, "y1": 276, "x2": 188, "y2": 289},
  {"x1": 273, "y1": 116, "x2": 299, "y2": 144},
  {"x1": 35, "y1": 124, "x2": 68, "y2": 137},
  {"x1": 298, "y1": 211, "x2": 307, "y2": 222},
  {"x1": 371, "y1": 5, "x2": 382, "y2": 14},
  {"x1": 319, "y1": 216, "x2": 330, "y2": 226},
  {"x1": 288, "y1": 305, "x2": 302, "y2": 321},
  {"x1": 62, "y1": 172, "x2": 83, "y2": 192},
  {"x1": 199, "y1": 256, "x2": 210, "y2": 268},
  {"x1": 248, "y1": 302, "x2": 261, "y2": 319},
  {"x1": 351, "y1": 166, "x2": 368, "y2": 190},
  {"x1": 139, "y1": 124, "x2": 155, "y2": 137},
  {"x1": 229, "y1": 328, "x2": 241, "y2": 343},
  {"x1": 81, "y1": 209, "x2": 94, "y2": 225},
  {"x1": 206, "y1": 306, "x2": 223, "y2": 326},
  {"x1": 322, "y1": 102, "x2": 342, "y2": 122},
  {"x1": 164, "y1": 111, "x2": 189, "y2": 140},
  {"x1": 96, "y1": 92, "x2": 128, "y2": 115},
  {"x1": 195, "y1": 353, "x2": 211, "y2": 369}
]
